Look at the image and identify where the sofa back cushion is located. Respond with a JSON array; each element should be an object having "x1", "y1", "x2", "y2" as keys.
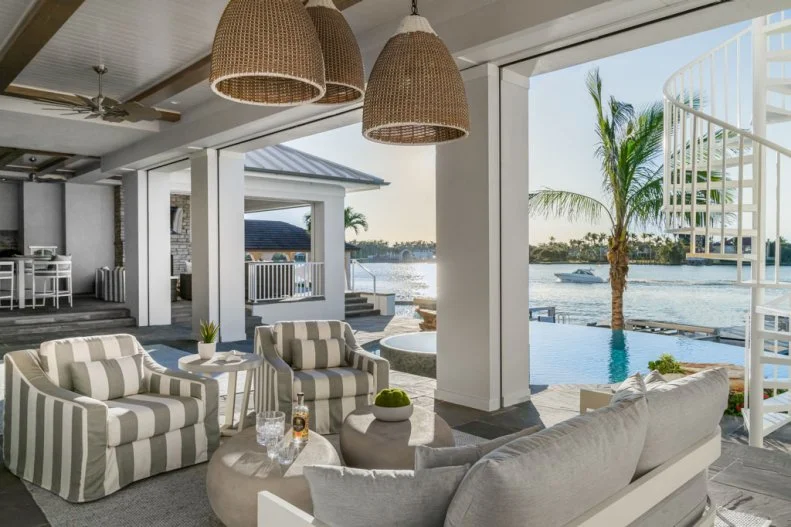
[
  {"x1": 291, "y1": 338, "x2": 346, "y2": 370},
  {"x1": 38, "y1": 334, "x2": 141, "y2": 390},
  {"x1": 272, "y1": 321, "x2": 345, "y2": 364},
  {"x1": 70, "y1": 354, "x2": 144, "y2": 400},
  {"x1": 305, "y1": 465, "x2": 468, "y2": 527},
  {"x1": 636, "y1": 368, "x2": 729, "y2": 477},
  {"x1": 445, "y1": 396, "x2": 649, "y2": 527}
]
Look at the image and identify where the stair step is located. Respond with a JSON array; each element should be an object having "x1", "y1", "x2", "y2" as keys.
[
  {"x1": 723, "y1": 154, "x2": 754, "y2": 169},
  {"x1": 764, "y1": 392, "x2": 791, "y2": 413},
  {"x1": 767, "y1": 49, "x2": 791, "y2": 62},
  {"x1": 0, "y1": 317, "x2": 137, "y2": 338},
  {"x1": 761, "y1": 351, "x2": 791, "y2": 365},
  {"x1": 763, "y1": 379, "x2": 791, "y2": 390},
  {"x1": 344, "y1": 296, "x2": 369, "y2": 305},
  {"x1": 345, "y1": 292, "x2": 363, "y2": 298},
  {"x1": 0, "y1": 308, "x2": 131, "y2": 327},
  {"x1": 764, "y1": 18, "x2": 791, "y2": 36},
  {"x1": 742, "y1": 409, "x2": 791, "y2": 436},
  {"x1": 767, "y1": 78, "x2": 791, "y2": 96},
  {"x1": 767, "y1": 105, "x2": 791, "y2": 124},
  {"x1": 344, "y1": 308, "x2": 381, "y2": 318},
  {"x1": 346, "y1": 303, "x2": 375, "y2": 311},
  {"x1": 758, "y1": 329, "x2": 791, "y2": 342}
]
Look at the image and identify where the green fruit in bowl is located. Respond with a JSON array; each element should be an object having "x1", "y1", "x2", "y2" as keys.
[{"x1": 374, "y1": 388, "x2": 411, "y2": 408}]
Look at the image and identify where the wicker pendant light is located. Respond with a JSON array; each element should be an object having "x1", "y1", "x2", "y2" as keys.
[
  {"x1": 210, "y1": 0, "x2": 326, "y2": 106},
  {"x1": 362, "y1": 0, "x2": 470, "y2": 145},
  {"x1": 305, "y1": 0, "x2": 365, "y2": 104}
]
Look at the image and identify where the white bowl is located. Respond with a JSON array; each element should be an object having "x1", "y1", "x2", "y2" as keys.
[{"x1": 373, "y1": 403, "x2": 414, "y2": 422}]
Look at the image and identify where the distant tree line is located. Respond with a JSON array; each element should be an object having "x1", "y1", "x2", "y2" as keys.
[
  {"x1": 352, "y1": 240, "x2": 436, "y2": 259},
  {"x1": 529, "y1": 232, "x2": 689, "y2": 265}
]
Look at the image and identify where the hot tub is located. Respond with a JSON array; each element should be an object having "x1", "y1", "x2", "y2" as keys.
[{"x1": 379, "y1": 332, "x2": 437, "y2": 378}]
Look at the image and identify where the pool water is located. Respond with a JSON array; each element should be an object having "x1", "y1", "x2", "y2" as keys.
[{"x1": 530, "y1": 322, "x2": 787, "y2": 385}]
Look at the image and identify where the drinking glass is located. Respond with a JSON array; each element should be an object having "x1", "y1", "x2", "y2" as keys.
[
  {"x1": 277, "y1": 439, "x2": 299, "y2": 468},
  {"x1": 256, "y1": 411, "x2": 285, "y2": 458}
]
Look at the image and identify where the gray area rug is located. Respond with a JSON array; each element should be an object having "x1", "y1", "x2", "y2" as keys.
[{"x1": 27, "y1": 430, "x2": 484, "y2": 527}]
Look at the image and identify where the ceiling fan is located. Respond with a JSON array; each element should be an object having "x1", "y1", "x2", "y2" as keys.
[{"x1": 39, "y1": 65, "x2": 162, "y2": 123}]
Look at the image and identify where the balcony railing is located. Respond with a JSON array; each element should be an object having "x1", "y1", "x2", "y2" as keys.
[{"x1": 246, "y1": 262, "x2": 324, "y2": 303}]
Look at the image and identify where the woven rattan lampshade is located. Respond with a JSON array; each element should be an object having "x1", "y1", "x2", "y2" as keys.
[
  {"x1": 362, "y1": 15, "x2": 470, "y2": 145},
  {"x1": 305, "y1": 0, "x2": 364, "y2": 104},
  {"x1": 210, "y1": 0, "x2": 326, "y2": 106}
]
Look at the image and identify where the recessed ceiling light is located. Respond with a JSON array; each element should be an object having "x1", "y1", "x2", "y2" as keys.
[
  {"x1": 187, "y1": 146, "x2": 203, "y2": 150},
  {"x1": 170, "y1": 100, "x2": 180, "y2": 105},
  {"x1": 119, "y1": 168, "x2": 135, "y2": 172}
]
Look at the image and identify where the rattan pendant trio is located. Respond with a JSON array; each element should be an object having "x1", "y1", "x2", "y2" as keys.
[{"x1": 209, "y1": 0, "x2": 469, "y2": 145}]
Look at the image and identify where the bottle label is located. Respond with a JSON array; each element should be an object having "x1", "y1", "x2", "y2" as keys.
[{"x1": 293, "y1": 416, "x2": 306, "y2": 433}]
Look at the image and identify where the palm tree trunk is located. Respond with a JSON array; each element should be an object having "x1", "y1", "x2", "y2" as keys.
[{"x1": 608, "y1": 232, "x2": 629, "y2": 330}]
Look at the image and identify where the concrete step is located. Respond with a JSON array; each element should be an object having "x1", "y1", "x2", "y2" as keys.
[
  {"x1": 0, "y1": 316, "x2": 137, "y2": 338},
  {"x1": 344, "y1": 308, "x2": 381, "y2": 318},
  {"x1": 345, "y1": 296, "x2": 369, "y2": 306},
  {"x1": 345, "y1": 292, "x2": 363, "y2": 298},
  {"x1": 0, "y1": 308, "x2": 131, "y2": 327}
]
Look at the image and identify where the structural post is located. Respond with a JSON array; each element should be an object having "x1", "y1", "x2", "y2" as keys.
[
  {"x1": 435, "y1": 63, "x2": 531, "y2": 411},
  {"x1": 191, "y1": 149, "x2": 247, "y2": 342},
  {"x1": 310, "y1": 199, "x2": 346, "y2": 321},
  {"x1": 748, "y1": 16, "x2": 768, "y2": 447}
]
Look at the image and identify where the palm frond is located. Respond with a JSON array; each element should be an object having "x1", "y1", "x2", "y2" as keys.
[{"x1": 529, "y1": 189, "x2": 614, "y2": 226}]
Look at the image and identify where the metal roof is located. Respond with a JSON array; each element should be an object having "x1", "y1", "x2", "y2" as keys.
[
  {"x1": 245, "y1": 220, "x2": 356, "y2": 251},
  {"x1": 245, "y1": 144, "x2": 388, "y2": 187}
]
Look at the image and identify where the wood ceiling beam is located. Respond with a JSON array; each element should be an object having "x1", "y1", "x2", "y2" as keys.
[
  {"x1": 125, "y1": 0, "x2": 364, "y2": 107},
  {"x1": 36, "y1": 154, "x2": 91, "y2": 177},
  {"x1": 0, "y1": 149, "x2": 22, "y2": 169},
  {"x1": 0, "y1": 0, "x2": 85, "y2": 91},
  {"x1": 3, "y1": 84, "x2": 181, "y2": 123}
]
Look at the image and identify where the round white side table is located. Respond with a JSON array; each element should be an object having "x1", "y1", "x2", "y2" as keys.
[{"x1": 178, "y1": 351, "x2": 263, "y2": 436}]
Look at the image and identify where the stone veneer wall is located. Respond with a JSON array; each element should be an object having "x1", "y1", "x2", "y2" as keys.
[
  {"x1": 0, "y1": 230, "x2": 18, "y2": 252},
  {"x1": 171, "y1": 194, "x2": 191, "y2": 275},
  {"x1": 114, "y1": 185, "x2": 125, "y2": 267}
]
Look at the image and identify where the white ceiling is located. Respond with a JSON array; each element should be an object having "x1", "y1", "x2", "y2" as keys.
[
  {"x1": 0, "y1": 0, "x2": 32, "y2": 51},
  {"x1": 13, "y1": 0, "x2": 227, "y2": 101}
]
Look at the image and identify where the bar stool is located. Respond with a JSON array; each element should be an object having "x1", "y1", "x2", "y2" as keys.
[{"x1": 0, "y1": 261, "x2": 14, "y2": 310}]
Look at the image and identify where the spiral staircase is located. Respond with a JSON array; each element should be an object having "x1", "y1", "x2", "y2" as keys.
[{"x1": 663, "y1": 11, "x2": 791, "y2": 446}]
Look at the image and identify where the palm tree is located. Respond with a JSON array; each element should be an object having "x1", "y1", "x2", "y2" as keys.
[
  {"x1": 304, "y1": 206, "x2": 369, "y2": 235},
  {"x1": 530, "y1": 69, "x2": 665, "y2": 329}
]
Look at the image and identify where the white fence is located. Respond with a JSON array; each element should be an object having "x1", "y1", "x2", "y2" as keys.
[{"x1": 246, "y1": 262, "x2": 324, "y2": 303}]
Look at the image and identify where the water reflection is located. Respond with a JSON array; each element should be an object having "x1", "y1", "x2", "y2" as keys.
[{"x1": 608, "y1": 330, "x2": 630, "y2": 383}]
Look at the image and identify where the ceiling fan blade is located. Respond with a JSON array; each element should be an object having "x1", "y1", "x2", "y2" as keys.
[
  {"x1": 117, "y1": 102, "x2": 162, "y2": 122},
  {"x1": 102, "y1": 96, "x2": 122, "y2": 107}
]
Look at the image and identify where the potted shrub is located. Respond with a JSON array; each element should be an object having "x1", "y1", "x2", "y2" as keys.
[
  {"x1": 373, "y1": 388, "x2": 413, "y2": 422},
  {"x1": 647, "y1": 353, "x2": 685, "y2": 380},
  {"x1": 198, "y1": 320, "x2": 219, "y2": 360}
]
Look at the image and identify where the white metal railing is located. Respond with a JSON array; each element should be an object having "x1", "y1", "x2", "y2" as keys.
[
  {"x1": 246, "y1": 262, "x2": 324, "y2": 303},
  {"x1": 349, "y1": 259, "x2": 376, "y2": 296},
  {"x1": 663, "y1": 16, "x2": 791, "y2": 288}
]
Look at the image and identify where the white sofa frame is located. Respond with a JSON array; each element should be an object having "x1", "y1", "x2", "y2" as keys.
[{"x1": 257, "y1": 429, "x2": 721, "y2": 527}]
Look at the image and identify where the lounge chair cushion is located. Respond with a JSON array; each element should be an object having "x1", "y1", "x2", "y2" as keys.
[
  {"x1": 415, "y1": 424, "x2": 544, "y2": 470},
  {"x1": 106, "y1": 394, "x2": 205, "y2": 447},
  {"x1": 445, "y1": 395, "x2": 649, "y2": 527},
  {"x1": 272, "y1": 321, "x2": 346, "y2": 364},
  {"x1": 644, "y1": 370, "x2": 667, "y2": 388},
  {"x1": 293, "y1": 367, "x2": 374, "y2": 399},
  {"x1": 628, "y1": 471, "x2": 708, "y2": 527},
  {"x1": 291, "y1": 338, "x2": 347, "y2": 370},
  {"x1": 635, "y1": 368, "x2": 728, "y2": 477},
  {"x1": 611, "y1": 372, "x2": 646, "y2": 403},
  {"x1": 70, "y1": 354, "x2": 143, "y2": 400},
  {"x1": 304, "y1": 465, "x2": 468, "y2": 527}
]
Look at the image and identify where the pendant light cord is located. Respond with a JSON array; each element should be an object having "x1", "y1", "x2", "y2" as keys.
[{"x1": 411, "y1": 0, "x2": 418, "y2": 16}]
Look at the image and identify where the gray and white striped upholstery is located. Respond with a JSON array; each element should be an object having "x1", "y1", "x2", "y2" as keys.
[
  {"x1": 39, "y1": 334, "x2": 140, "y2": 391},
  {"x1": 70, "y1": 354, "x2": 144, "y2": 400},
  {"x1": 255, "y1": 321, "x2": 389, "y2": 434},
  {"x1": 95, "y1": 267, "x2": 126, "y2": 303},
  {"x1": 291, "y1": 338, "x2": 346, "y2": 370},
  {"x1": 3, "y1": 335, "x2": 219, "y2": 502}
]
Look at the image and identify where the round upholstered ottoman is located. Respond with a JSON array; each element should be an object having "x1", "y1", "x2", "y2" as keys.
[
  {"x1": 340, "y1": 405, "x2": 455, "y2": 470},
  {"x1": 207, "y1": 427, "x2": 341, "y2": 527}
]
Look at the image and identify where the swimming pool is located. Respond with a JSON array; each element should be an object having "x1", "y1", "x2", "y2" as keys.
[{"x1": 529, "y1": 322, "x2": 782, "y2": 385}]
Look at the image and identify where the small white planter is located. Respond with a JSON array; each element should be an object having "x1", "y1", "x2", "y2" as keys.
[
  {"x1": 373, "y1": 403, "x2": 414, "y2": 422},
  {"x1": 198, "y1": 342, "x2": 216, "y2": 360}
]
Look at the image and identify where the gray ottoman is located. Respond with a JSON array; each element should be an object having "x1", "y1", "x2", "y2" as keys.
[
  {"x1": 207, "y1": 427, "x2": 341, "y2": 527},
  {"x1": 340, "y1": 405, "x2": 455, "y2": 470}
]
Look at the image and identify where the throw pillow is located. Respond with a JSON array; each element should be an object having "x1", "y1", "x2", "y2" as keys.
[
  {"x1": 644, "y1": 370, "x2": 667, "y2": 389},
  {"x1": 415, "y1": 424, "x2": 544, "y2": 470},
  {"x1": 291, "y1": 338, "x2": 346, "y2": 370},
  {"x1": 304, "y1": 465, "x2": 468, "y2": 527},
  {"x1": 611, "y1": 372, "x2": 646, "y2": 403},
  {"x1": 70, "y1": 354, "x2": 144, "y2": 400},
  {"x1": 635, "y1": 368, "x2": 728, "y2": 477},
  {"x1": 445, "y1": 395, "x2": 649, "y2": 527}
]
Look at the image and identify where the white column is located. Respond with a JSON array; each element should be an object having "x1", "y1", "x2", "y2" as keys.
[
  {"x1": 435, "y1": 63, "x2": 531, "y2": 411},
  {"x1": 311, "y1": 199, "x2": 346, "y2": 321},
  {"x1": 123, "y1": 172, "x2": 149, "y2": 326},
  {"x1": 122, "y1": 171, "x2": 171, "y2": 326},
  {"x1": 190, "y1": 149, "x2": 247, "y2": 342}
]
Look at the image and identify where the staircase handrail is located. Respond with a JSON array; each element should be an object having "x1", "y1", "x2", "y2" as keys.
[{"x1": 350, "y1": 259, "x2": 377, "y2": 297}]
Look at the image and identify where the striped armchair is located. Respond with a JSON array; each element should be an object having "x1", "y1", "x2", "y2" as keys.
[
  {"x1": 3, "y1": 334, "x2": 219, "y2": 502},
  {"x1": 254, "y1": 321, "x2": 389, "y2": 434}
]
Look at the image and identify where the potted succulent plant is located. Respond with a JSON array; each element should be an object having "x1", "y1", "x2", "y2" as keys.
[
  {"x1": 373, "y1": 388, "x2": 413, "y2": 422},
  {"x1": 198, "y1": 320, "x2": 219, "y2": 360}
]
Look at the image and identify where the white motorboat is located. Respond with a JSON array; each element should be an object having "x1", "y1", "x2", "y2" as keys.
[{"x1": 554, "y1": 268, "x2": 606, "y2": 284}]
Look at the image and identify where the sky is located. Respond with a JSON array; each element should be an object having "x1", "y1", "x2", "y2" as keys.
[{"x1": 248, "y1": 16, "x2": 789, "y2": 244}]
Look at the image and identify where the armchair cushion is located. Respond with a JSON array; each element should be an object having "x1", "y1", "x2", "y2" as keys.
[
  {"x1": 38, "y1": 334, "x2": 141, "y2": 390},
  {"x1": 293, "y1": 368, "x2": 374, "y2": 399},
  {"x1": 291, "y1": 338, "x2": 346, "y2": 370},
  {"x1": 106, "y1": 394, "x2": 205, "y2": 447},
  {"x1": 70, "y1": 354, "x2": 143, "y2": 401},
  {"x1": 273, "y1": 321, "x2": 345, "y2": 364}
]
